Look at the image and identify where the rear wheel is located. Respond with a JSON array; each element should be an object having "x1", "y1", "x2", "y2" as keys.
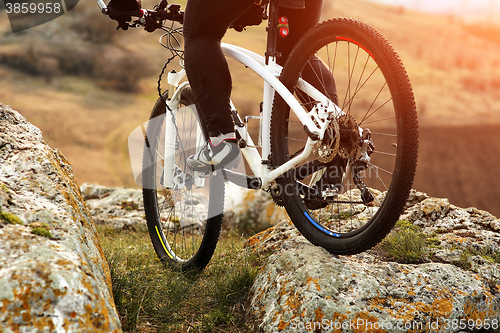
[
  {"x1": 142, "y1": 85, "x2": 224, "y2": 271},
  {"x1": 271, "y1": 18, "x2": 418, "y2": 254}
]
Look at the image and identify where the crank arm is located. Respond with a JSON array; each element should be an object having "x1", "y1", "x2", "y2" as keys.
[{"x1": 221, "y1": 169, "x2": 262, "y2": 190}]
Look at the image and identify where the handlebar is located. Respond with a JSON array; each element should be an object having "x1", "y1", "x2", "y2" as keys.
[{"x1": 97, "y1": 0, "x2": 184, "y2": 32}]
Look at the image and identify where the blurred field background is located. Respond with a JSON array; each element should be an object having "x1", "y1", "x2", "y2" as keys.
[{"x1": 1, "y1": 0, "x2": 500, "y2": 215}]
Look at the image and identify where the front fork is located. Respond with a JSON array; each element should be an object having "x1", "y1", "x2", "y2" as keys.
[
  {"x1": 162, "y1": 104, "x2": 177, "y2": 189},
  {"x1": 162, "y1": 69, "x2": 205, "y2": 190}
]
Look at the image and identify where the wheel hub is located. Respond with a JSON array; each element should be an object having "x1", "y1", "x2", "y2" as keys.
[{"x1": 313, "y1": 114, "x2": 360, "y2": 163}]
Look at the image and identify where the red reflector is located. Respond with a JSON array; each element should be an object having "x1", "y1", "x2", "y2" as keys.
[{"x1": 280, "y1": 28, "x2": 289, "y2": 37}]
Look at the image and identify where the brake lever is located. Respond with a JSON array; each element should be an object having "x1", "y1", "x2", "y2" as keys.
[{"x1": 143, "y1": 11, "x2": 163, "y2": 32}]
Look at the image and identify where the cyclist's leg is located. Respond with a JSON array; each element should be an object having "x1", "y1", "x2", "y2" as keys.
[
  {"x1": 184, "y1": 0, "x2": 254, "y2": 138},
  {"x1": 184, "y1": 0, "x2": 253, "y2": 170},
  {"x1": 276, "y1": 0, "x2": 323, "y2": 65},
  {"x1": 277, "y1": 0, "x2": 340, "y2": 194},
  {"x1": 277, "y1": 0, "x2": 338, "y2": 105}
]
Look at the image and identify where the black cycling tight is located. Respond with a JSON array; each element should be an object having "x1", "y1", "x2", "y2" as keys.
[{"x1": 184, "y1": 0, "x2": 325, "y2": 137}]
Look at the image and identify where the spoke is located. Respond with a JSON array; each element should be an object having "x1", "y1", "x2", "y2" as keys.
[
  {"x1": 360, "y1": 115, "x2": 396, "y2": 125},
  {"x1": 344, "y1": 52, "x2": 370, "y2": 113},
  {"x1": 342, "y1": 43, "x2": 354, "y2": 111},
  {"x1": 359, "y1": 82, "x2": 389, "y2": 125},
  {"x1": 346, "y1": 190, "x2": 355, "y2": 232},
  {"x1": 342, "y1": 62, "x2": 380, "y2": 115},
  {"x1": 326, "y1": 44, "x2": 333, "y2": 97},
  {"x1": 153, "y1": 125, "x2": 166, "y2": 163},
  {"x1": 372, "y1": 150, "x2": 397, "y2": 157},
  {"x1": 175, "y1": 105, "x2": 197, "y2": 164},
  {"x1": 156, "y1": 192, "x2": 169, "y2": 215},
  {"x1": 361, "y1": 96, "x2": 392, "y2": 125},
  {"x1": 368, "y1": 164, "x2": 391, "y2": 192},
  {"x1": 368, "y1": 163, "x2": 394, "y2": 176},
  {"x1": 355, "y1": 164, "x2": 390, "y2": 193},
  {"x1": 347, "y1": 45, "x2": 361, "y2": 113},
  {"x1": 299, "y1": 44, "x2": 338, "y2": 107},
  {"x1": 332, "y1": 41, "x2": 338, "y2": 75},
  {"x1": 370, "y1": 131, "x2": 397, "y2": 137},
  {"x1": 352, "y1": 53, "x2": 369, "y2": 98}
]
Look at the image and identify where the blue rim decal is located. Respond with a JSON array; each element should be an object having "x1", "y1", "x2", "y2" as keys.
[{"x1": 304, "y1": 212, "x2": 341, "y2": 238}]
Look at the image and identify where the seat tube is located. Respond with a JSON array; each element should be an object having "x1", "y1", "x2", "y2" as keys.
[
  {"x1": 261, "y1": 1, "x2": 280, "y2": 171},
  {"x1": 261, "y1": 60, "x2": 277, "y2": 170}
]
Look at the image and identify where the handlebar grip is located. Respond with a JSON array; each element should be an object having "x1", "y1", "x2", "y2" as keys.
[{"x1": 96, "y1": 0, "x2": 142, "y2": 17}]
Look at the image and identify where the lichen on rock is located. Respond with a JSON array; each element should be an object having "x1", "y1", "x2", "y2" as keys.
[
  {"x1": 245, "y1": 190, "x2": 500, "y2": 332},
  {"x1": 0, "y1": 104, "x2": 121, "y2": 332}
]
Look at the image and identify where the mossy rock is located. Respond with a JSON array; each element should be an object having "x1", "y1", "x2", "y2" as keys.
[{"x1": 0, "y1": 211, "x2": 23, "y2": 225}]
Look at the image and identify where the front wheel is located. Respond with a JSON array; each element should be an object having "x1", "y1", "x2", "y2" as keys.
[
  {"x1": 271, "y1": 18, "x2": 418, "y2": 254},
  {"x1": 142, "y1": 85, "x2": 224, "y2": 271}
]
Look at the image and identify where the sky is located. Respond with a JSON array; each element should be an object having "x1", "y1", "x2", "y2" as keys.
[{"x1": 367, "y1": 0, "x2": 500, "y2": 18}]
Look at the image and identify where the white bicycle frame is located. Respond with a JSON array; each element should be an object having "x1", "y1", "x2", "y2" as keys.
[
  {"x1": 95, "y1": 0, "x2": 346, "y2": 190},
  {"x1": 164, "y1": 42, "x2": 346, "y2": 190}
]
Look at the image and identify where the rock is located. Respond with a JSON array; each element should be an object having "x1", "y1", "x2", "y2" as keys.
[
  {"x1": 225, "y1": 189, "x2": 287, "y2": 234},
  {"x1": 400, "y1": 190, "x2": 500, "y2": 261},
  {"x1": 81, "y1": 183, "x2": 145, "y2": 230},
  {"x1": 81, "y1": 183, "x2": 287, "y2": 235},
  {"x1": 246, "y1": 190, "x2": 500, "y2": 332},
  {"x1": 0, "y1": 104, "x2": 121, "y2": 332}
]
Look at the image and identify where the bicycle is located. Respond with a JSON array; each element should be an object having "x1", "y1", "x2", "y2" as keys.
[{"x1": 98, "y1": 0, "x2": 418, "y2": 271}]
